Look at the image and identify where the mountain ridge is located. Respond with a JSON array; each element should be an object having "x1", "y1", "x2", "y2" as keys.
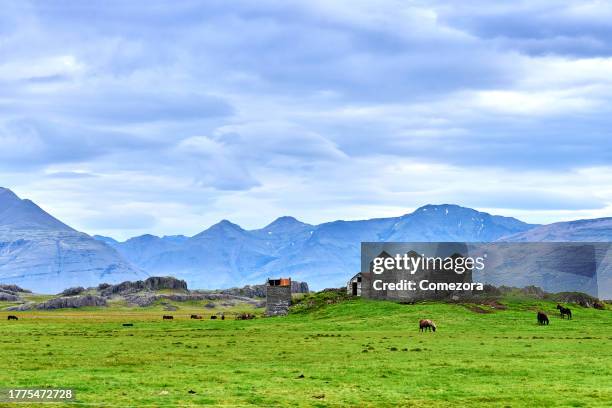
[
  {"x1": 96, "y1": 203, "x2": 538, "y2": 289},
  {"x1": 2, "y1": 187, "x2": 611, "y2": 293},
  {"x1": 0, "y1": 188, "x2": 147, "y2": 293}
]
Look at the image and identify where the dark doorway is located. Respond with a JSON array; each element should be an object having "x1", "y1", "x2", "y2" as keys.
[{"x1": 352, "y1": 282, "x2": 358, "y2": 296}]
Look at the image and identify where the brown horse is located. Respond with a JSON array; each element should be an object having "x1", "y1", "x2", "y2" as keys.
[
  {"x1": 556, "y1": 304, "x2": 572, "y2": 319},
  {"x1": 190, "y1": 314, "x2": 202, "y2": 319},
  {"x1": 537, "y1": 311, "x2": 549, "y2": 325},
  {"x1": 419, "y1": 319, "x2": 436, "y2": 332}
]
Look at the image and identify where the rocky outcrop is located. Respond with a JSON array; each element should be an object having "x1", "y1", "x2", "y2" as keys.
[
  {"x1": 0, "y1": 284, "x2": 31, "y2": 293},
  {"x1": 99, "y1": 276, "x2": 188, "y2": 296},
  {"x1": 0, "y1": 292, "x2": 19, "y2": 301},
  {"x1": 552, "y1": 292, "x2": 601, "y2": 308},
  {"x1": 292, "y1": 281, "x2": 309, "y2": 294},
  {"x1": 221, "y1": 281, "x2": 309, "y2": 298},
  {"x1": 59, "y1": 286, "x2": 85, "y2": 296},
  {"x1": 6, "y1": 302, "x2": 35, "y2": 311},
  {"x1": 498, "y1": 285, "x2": 546, "y2": 299},
  {"x1": 36, "y1": 295, "x2": 107, "y2": 310},
  {"x1": 123, "y1": 292, "x2": 258, "y2": 307}
]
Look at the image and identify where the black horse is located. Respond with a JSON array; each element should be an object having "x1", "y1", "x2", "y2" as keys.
[
  {"x1": 537, "y1": 311, "x2": 549, "y2": 325},
  {"x1": 7, "y1": 315, "x2": 18, "y2": 321},
  {"x1": 556, "y1": 304, "x2": 572, "y2": 319}
]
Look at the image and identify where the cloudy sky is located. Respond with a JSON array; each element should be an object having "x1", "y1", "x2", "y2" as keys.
[{"x1": 2, "y1": 0, "x2": 612, "y2": 240}]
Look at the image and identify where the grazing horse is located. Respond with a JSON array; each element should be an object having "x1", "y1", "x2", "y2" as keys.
[
  {"x1": 190, "y1": 314, "x2": 202, "y2": 320},
  {"x1": 210, "y1": 315, "x2": 218, "y2": 320},
  {"x1": 537, "y1": 311, "x2": 549, "y2": 325},
  {"x1": 419, "y1": 319, "x2": 436, "y2": 332},
  {"x1": 556, "y1": 304, "x2": 572, "y2": 319},
  {"x1": 7, "y1": 315, "x2": 18, "y2": 321},
  {"x1": 162, "y1": 315, "x2": 174, "y2": 320}
]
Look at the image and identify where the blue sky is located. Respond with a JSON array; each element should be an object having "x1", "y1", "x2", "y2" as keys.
[{"x1": 1, "y1": 0, "x2": 612, "y2": 240}]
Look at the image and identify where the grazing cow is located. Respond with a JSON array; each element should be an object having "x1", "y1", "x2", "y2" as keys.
[
  {"x1": 419, "y1": 319, "x2": 436, "y2": 332},
  {"x1": 537, "y1": 311, "x2": 549, "y2": 325},
  {"x1": 556, "y1": 304, "x2": 572, "y2": 319},
  {"x1": 190, "y1": 315, "x2": 202, "y2": 320},
  {"x1": 236, "y1": 313, "x2": 255, "y2": 320},
  {"x1": 221, "y1": 313, "x2": 225, "y2": 321},
  {"x1": 210, "y1": 315, "x2": 217, "y2": 320},
  {"x1": 594, "y1": 302, "x2": 605, "y2": 310},
  {"x1": 7, "y1": 315, "x2": 18, "y2": 321},
  {"x1": 163, "y1": 315, "x2": 174, "y2": 320},
  {"x1": 122, "y1": 323, "x2": 133, "y2": 327}
]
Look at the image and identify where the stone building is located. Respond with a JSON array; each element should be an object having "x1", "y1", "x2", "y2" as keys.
[{"x1": 266, "y1": 277, "x2": 292, "y2": 316}]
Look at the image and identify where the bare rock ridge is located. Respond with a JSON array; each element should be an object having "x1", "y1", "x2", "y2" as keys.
[
  {"x1": 36, "y1": 294, "x2": 108, "y2": 310},
  {"x1": 221, "y1": 281, "x2": 309, "y2": 298},
  {"x1": 5, "y1": 276, "x2": 302, "y2": 310},
  {"x1": 98, "y1": 276, "x2": 188, "y2": 296}
]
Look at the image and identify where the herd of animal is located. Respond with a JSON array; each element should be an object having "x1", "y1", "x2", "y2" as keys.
[
  {"x1": 419, "y1": 303, "x2": 575, "y2": 332},
  {"x1": 2, "y1": 303, "x2": 583, "y2": 329}
]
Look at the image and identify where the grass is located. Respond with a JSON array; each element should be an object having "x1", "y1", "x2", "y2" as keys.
[{"x1": 1, "y1": 297, "x2": 611, "y2": 407}]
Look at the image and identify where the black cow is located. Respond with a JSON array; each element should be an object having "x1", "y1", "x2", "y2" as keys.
[
  {"x1": 163, "y1": 315, "x2": 174, "y2": 320},
  {"x1": 122, "y1": 323, "x2": 133, "y2": 327},
  {"x1": 7, "y1": 315, "x2": 18, "y2": 321},
  {"x1": 210, "y1": 315, "x2": 217, "y2": 320}
]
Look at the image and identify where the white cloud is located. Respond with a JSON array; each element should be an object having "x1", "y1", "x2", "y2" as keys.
[{"x1": 1, "y1": 1, "x2": 612, "y2": 239}]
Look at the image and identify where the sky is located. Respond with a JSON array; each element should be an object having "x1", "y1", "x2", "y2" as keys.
[{"x1": 1, "y1": 0, "x2": 612, "y2": 240}]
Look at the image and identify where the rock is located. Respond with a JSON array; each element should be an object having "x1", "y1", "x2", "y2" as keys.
[
  {"x1": 220, "y1": 281, "x2": 309, "y2": 298},
  {"x1": 482, "y1": 284, "x2": 502, "y2": 296},
  {"x1": 6, "y1": 302, "x2": 35, "y2": 311},
  {"x1": 99, "y1": 276, "x2": 188, "y2": 297},
  {"x1": 0, "y1": 284, "x2": 31, "y2": 293},
  {"x1": 36, "y1": 295, "x2": 107, "y2": 310},
  {"x1": 122, "y1": 293, "x2": 259, "y2": 307},
  {"x1": 520, "y1": 285, "x2": 546, "y2": 298},
  {"x1": 59, "y1": 287, "x2": 85, "y2": 296},
  {"x1": 0, "y1": 292, "x2": 19, "y2": 301},
  {"x1": 291, "y1": 281, "x2": 309, "y2": 294},
  {"x1": 553, "y1": 292, "x2": 600, "y2": 308}
]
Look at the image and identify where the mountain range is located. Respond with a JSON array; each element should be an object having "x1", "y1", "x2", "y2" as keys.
[
  {"x1": 0, "y1": 187, "x2": 146, "y2": 293},
  {"x1": 94, "y1": 205, "x2": 536, "y2": 290},
  {"x1": 1, "y1": 186, "x2": 611, "y2": 295}
]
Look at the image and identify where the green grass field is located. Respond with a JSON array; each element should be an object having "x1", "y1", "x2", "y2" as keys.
[{"x1": 1, "y1": 297, "x2": 611, "y2": 407}]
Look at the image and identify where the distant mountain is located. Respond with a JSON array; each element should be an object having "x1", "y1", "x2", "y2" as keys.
[
  {"x1": 9, "y1": 185, "x2": 611, "y2": 294},
  {"x1": 99, "y1": 204, "x2": 536, "y2": 289},
  {"x1": 0, "y1": 188, "x2": 146, "y2": 293},
  {"x1": 499, "y1": 218, "x2": 612, "y2": 242}
]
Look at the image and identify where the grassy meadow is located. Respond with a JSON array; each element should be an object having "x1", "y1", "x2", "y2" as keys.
[{"x1": 1, "y1": 296, "x2": 611, "y2": 407}]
